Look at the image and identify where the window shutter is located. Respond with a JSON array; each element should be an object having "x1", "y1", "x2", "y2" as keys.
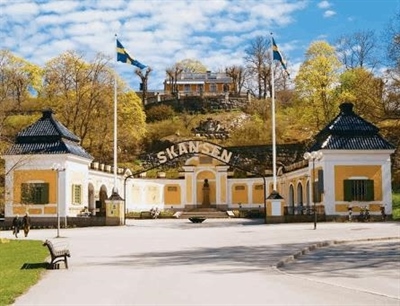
[
  {"x1": 344, "y1": 180, "x2": 352, "y2": 201},
  {"x1": 365, "y1": 180, "x2": 374, "y2": 201},
  {"x1": 313, "y1": 181, "x2": 321, "y2": 202},
  {"x1": 41, "y1": 183, "x2": 49, "y2": 204},
  {"x1": 318, "y1": 169, "x2": 324, "y2": 193}
]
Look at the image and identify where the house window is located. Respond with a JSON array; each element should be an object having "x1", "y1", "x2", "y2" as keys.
[
  {"x1": 210, "y1": 83, "x2": 217, "y2": 92},
  {"x1": 235, "y1": 185, "x2": 245, "y2": 191},
  {"x1": 344, "y1": 179, "x2": 374, "y2": 201},
  {"x1": 167, "y1": 186, "x2": 177, "y2": 192},
  {"x1": 184, "y1": 84, "x2": 190, "y2": 93},
  {"x1": 254, "y1": 185, "x2": 263, "y2": 190},
  {"x1": 72, "y1": 184, "x2": 82, "y2": 205},
  {"x1": 21, "y1": 183, "x2": 49, "y2": 204}
]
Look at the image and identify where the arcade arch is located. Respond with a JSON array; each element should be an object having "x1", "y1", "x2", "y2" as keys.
[
  {"x1": 88, "y1": 183, "x2": 95, "y2": 215},
  {"x1": 288, "y1": 184, "x2": 294, "y2": 214}
]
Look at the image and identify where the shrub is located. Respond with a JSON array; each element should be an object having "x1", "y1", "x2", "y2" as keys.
[{"x1": 146, "y1": 104, "x2": 175, "y2": 122}]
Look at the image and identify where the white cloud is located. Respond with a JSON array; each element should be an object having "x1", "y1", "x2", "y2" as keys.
[
  {"x1": 0, "y1": 0, "x2": 349, "y2": 90},
  {"x1": 323, "y1": 10, "x2": 336, "y2": 18},
  {"x1": 318, "y1": 1, "x2": 331, "y2": 9},
  {"x1": 40, "y1": 1, "x2": 80, "y2": 14}
]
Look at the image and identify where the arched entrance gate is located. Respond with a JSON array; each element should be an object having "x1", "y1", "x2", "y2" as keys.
[{"x1": 124, "y1": 140, "x2": 270, "y2": 222}]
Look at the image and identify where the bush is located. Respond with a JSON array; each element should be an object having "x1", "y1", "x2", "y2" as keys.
[
  {"x1": 146, "y1": 105, "x2": 175, "y2": 122},
  {"x1": 392, "y1": 192, "x2": 400, "y2": 220}
]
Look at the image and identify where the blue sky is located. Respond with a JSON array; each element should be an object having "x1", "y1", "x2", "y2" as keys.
[{"x1": 1, "y1": 0, "x2": 399, "y2": 91}]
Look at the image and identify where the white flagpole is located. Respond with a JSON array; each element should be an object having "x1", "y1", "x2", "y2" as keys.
[
  {"x1": 270, "y1": 34, "x2": 277, "y2": 191},
  {"x1": 113, "y1": 35, "x2": 118, "y2": 192}
]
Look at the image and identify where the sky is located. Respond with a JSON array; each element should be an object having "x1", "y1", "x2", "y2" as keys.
[{"x1": 1, "y1": 0, "x2": 399, "y2": 91}]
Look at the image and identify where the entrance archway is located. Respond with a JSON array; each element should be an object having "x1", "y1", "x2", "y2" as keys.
[{"x1": 124, "y1": 139, "x2": 269, "y2": 223}]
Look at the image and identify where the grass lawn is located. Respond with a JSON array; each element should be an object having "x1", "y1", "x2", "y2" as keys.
[
  {"x1": 0, "y1": 239, "x2": 49, "y2": 305},
  {"x1": 392, "y1": 192, "x2": 400, "y2": 220}
]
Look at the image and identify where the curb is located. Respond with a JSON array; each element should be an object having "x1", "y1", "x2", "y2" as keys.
[{"x1": 275, "y1": 236, "x2": 400, "y2": 268}]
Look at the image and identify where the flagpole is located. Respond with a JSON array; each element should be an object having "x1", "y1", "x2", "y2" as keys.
[
  {"x1": 113, "y1": 34, "x2": 118, "y2": 192},
  {"x1": 270, "y1": 33, "x2": 277, "y2": 191}
]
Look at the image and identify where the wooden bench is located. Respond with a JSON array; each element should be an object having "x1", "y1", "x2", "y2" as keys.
[{"x1": 43, "y1": 239, "x2": 71, "y2": 269}]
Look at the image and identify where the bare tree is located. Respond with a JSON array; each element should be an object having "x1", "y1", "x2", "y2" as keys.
[
  {"x1": 383, "y1": 9, "x2": 400, "y2": 68},
  {"x1": 244, "y1": 36, "x2": 270, "y2": 99},
  {"x1": 135, "y1": 67, "x2": 152, "y2": 105},
  {"x1": 336, "y1": 30, "x2": 378, "y2": 70},
  {"x1": 225, "y1": 65, "x2": 247, "y2": 95},
  {"x1": 166, "y1": 66, "x2": 184, "y2": 96}
]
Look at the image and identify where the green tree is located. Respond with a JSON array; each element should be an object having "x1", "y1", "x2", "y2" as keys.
[
  {"x1": 42, "y1": 50, "x2": 146, "y2": 162},
  {"x1": 0, "y1": 50, "x2": 42, "y2": 110},
  {"x1": 294, "y1": 41, "x2": 343, "y2": 130},
  {"x1": 227, "y1": 114, "x2": 272, "y2": 146},
  {"x1": 336, "y1": 68, "x2": 384, "y2": 121}
]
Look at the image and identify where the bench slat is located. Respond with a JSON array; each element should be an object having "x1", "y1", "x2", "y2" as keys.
[{"x1": 43, "y1": 239, "x2": 71, "y2": 269}]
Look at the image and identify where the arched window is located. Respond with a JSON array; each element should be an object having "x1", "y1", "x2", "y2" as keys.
[
  {"x1": 288, "y1": 185, "x2": 294, "y2": 215},
  {"x1": 297, "y1": 182, "x2": 303, "y2": 214}
]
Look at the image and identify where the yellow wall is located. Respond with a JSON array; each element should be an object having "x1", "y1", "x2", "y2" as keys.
[
  {"x1": 186, "y1": 175, "x2": 193, "y2": 204},
  {"x1": 165, "y1": 81, "x2": 232, "y2": 94},
  {"x1": 220, "y1": 175, "x2": 227, "y2": 203},
  {"x1": 252, "y1": 183, "x2": 264, "y2": 204},
  {"x1": 164, "y1": 184, "x2": 181, "y2": 205},
  {"x1": 334, "y1": 165, "x2": 382, "y2": 201},
  {"x1": 13, "y1": 170, "x2": 57, "y2": 204},
  {"x1": 232, "y1": 183, "x2": 248, "y2": 204},
  {"x1": 335, "y1": 203, "x2": 382, "y2": 213}
]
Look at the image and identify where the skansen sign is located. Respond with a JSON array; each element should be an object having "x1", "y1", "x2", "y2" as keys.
[{"x1": 157, "y1": 140, "x2": 233, "y2": 164}]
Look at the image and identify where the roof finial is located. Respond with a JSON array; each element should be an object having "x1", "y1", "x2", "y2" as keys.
[
  {"x1": 339, "y1": 102, "x2": 354, "y2": 114},
  {"x1": 42, "y1": 108, "x2": 54, "y2": 118}
]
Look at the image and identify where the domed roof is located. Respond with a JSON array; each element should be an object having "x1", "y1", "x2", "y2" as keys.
[
  {"x1": 4, "y1": 109, "x2": 93, "y2": 160},
  {"x1": 309, "y1": 103, "x2": 395, "y2": 151}
]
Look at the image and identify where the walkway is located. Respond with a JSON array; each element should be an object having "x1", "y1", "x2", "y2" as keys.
[{"x1": 12, "y1": 219, "x2": 400, "y2": 305}]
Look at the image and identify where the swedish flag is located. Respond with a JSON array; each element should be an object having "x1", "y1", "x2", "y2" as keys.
[
  {"x1": 116, "y1": 39, "x2": 146, "y2": 69},
  {"x1": 272, "y1": 37, "x2": 289, "y2": 76}
]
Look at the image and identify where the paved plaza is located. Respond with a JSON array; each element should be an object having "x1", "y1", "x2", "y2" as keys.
[{"x1": 10, "y1": 219, "x2": 400, "y2": 305}]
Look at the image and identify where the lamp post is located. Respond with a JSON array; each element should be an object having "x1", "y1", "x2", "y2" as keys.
[
  {"x1": 52, "y1": 163, "x2": 65, "y2": 238},
  {"x1": 303, "y1": 151, "x2": 323, "y2": 230}
]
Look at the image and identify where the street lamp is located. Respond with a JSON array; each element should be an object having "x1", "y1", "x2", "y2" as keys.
[
  {"x1": 303, "y1": 151, "x2": 323, "y2": 230},
  {"x1": 52, "y1": 163, "x2": 65, "y2": 238}
]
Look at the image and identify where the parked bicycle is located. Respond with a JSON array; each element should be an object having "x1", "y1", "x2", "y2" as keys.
[
  {"x1": 347, "y1": 206, "x2": 353, "y2": 222},
  {"x1": 380, "y1": 205, "x2": 386, "y2": 221},
  {"x1": 357, "y1": 206, "x2": 370, "y2": 222}
]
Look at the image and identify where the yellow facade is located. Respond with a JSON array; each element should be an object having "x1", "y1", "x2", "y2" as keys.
[
  {"x1": 219, "y1": 175, "x2": 227, "y2": 203},
  {"x1": 164, "y1": 184, "x2": 181, "y2": 205},
  {"x1": 232, "y1": 183, "x2": 248, "y2": 204},
  {"x1": 334, "y1": 165, "x2": 382, "y2": 201},
  {"x1": 13, "y1": 170, "x2": 57, "y2": 204},
  {"x1": 12, "y1": 170, "x2": 57, "y2": 215},
  {"x1": 252, "y1": 183, "x2": 264, "y2": 204}
]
